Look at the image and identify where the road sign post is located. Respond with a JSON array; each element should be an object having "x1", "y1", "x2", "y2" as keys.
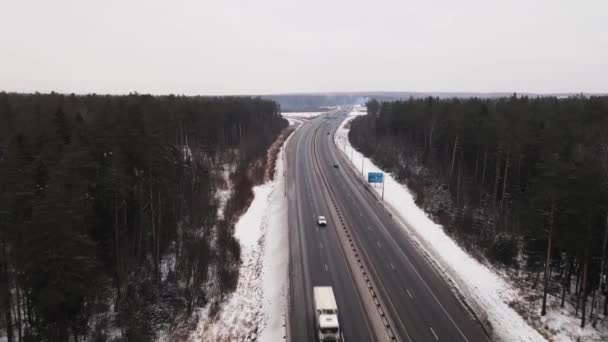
[
  {"x1": 382, "y1": 177, "x2": 385, "y2": 200},
  {"x1": 368, "y1": 172, "x2": 385, "y2": 201},
  {"x1": 361, "y1": 157, "x2": 364, "y2": 176}
]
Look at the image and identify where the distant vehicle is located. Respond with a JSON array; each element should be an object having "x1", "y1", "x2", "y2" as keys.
[
  {"x1": 333, "y1": 163, "x2": 339, "y2": 168},
  {"x1": 313, "y1": 286, "x2": 341, "y2": 341},
  {"x1": 318, "y1": 216, "x2": 327, "y2": 226}
]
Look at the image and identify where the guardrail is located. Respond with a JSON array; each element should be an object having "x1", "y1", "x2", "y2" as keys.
[{"x1": 310, "y1": 121, "x2": 398, "y2": 342}]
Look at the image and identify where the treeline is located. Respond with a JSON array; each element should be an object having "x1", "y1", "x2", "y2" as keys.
[
  {"x1": 0, "y1": 92, "x2": 287, "y2": 341},
  {"x1": 350, "y1": 96, "x2": 608, "y2": 327}
]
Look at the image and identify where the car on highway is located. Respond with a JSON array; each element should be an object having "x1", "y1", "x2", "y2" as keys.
[{"x1": 318, "y1": 216, "x2": 327, "y2": 226}]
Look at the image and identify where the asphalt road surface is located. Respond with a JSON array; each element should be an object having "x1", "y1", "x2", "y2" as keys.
[{"x1": 286, "y1": 109, "x2": 489, "y2": 342}]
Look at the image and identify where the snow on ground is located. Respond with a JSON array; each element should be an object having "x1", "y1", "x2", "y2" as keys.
[
  {"x1": 216, "y1": 165, "x2": 232, "y2": 220},
  {"x1": 281, "y1": 111, "x2": 324, "y2": 118},
  {"x1": 285, "y1": 117, "x2": 304, "y2": 128},
  {"x1": 351, "y1": 104, "x2": 367, "y2": 115},
  {"x1": 334, "y1": 111, "x2": 549, "y2": 342},
  {"x1": 188, "y1": 132, "x2": 291, "y2": 342}
]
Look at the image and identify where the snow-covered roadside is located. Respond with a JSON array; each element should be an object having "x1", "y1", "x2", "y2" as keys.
[
  {"x1": 281, "y1": 111, "x2": 324, "y2": 119},
  {"x1": 188, "y1": 127, "x2": 295, "y2": 341},
  {"x1": 334, "y1": 111, "x2": 549, "y2": 342}
]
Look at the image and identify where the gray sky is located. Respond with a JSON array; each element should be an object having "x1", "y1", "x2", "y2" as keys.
[{"x1": 1, "y1": 0, "x2": 607, "y2": 95}]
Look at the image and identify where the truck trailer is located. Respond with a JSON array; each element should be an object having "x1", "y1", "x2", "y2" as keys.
[{"x1": 313, "y1": 286, "x2": 341, "y2": 341}]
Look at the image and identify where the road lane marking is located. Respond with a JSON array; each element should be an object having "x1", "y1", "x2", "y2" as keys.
[
  {"x1": 390, "y1": 263, "x2": 396, "y2": 271},
  {"x1": 320, "y1": 242, "x2": 323, "y2": 249},
  {"x1": 325, "y1": 264, "x2": 328, "y2": 271},
  {"x1": 376, "y1": 241, "x2": 382, "y2": 248},
  {"x1": 430, "y1": 327, "x2": 439, "y2": 341},
  {"x1": 373, "y1": 208, "x2": 471, "y2": 341},
  {"x1": 407, "y1": 289, "x2": 413, "y2": 299}
]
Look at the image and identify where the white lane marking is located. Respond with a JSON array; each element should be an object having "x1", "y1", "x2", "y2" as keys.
[
  {"x1": 325, "y1": 264, "x2": 328, "y2": 271},
  {"x1": 320, "y1": 242, "x2": 323, "y2": 249},
  {"x1": 375, "y1": 211, "x2": 471, "y2": 341},
  {"x1": 376, "y1": 241, "x2": 382, "y2": 248},
  {"x1": 367, "y1": 225, "x2": 372, "y2": 231},
  {"x1": 400, "y1": 251, "x2": 469, "y2": 341},
  {"x1": 341, "y1": 332, "x2": 346, "y2": 342},
  {"x1": 390, "y1": 263, "x2": 396, "y2": 271},
  {"x1": 430, "y1": 327, "x2": 439, "y2": 341},
  {"x1": 407, "y1": 289, "x2": 413, "y2": 299}
]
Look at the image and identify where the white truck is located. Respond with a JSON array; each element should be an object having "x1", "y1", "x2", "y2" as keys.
[{"x1": 313, "y1": 286, "x2": 341, "y2": 341}]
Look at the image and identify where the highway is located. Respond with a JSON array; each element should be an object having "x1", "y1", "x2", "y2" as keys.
[{"x1": 286, "y1": 109, "x2": 489, "y2": 342}]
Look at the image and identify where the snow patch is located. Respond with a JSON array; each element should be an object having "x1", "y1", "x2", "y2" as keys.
[
  {"x1": 216, "y1": 166, "x2": 232, "y2": 220},
  {"x1": 188, "y1": 131, "x2": 291, "y2": 342},
  {"x1": 281, "y1": 111, "x2": 324, "y2": 119}
]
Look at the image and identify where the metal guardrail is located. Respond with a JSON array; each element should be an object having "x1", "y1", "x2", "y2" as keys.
[{"x1": 311, "y1": 122, "x2": 398, "y2": 342}]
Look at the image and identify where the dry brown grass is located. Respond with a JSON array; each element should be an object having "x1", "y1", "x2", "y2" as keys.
[{"x1": 264, "y1": 126, "x2": 295, "y2": 182}]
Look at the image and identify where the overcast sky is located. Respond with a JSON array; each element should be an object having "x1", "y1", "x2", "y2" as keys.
[{"x1": 1, "y1": 0, "x2": 607, "y2": 95}]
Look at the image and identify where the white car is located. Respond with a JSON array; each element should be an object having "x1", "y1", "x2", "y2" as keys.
[{"x1": 318, "y1": 216, "x2": 327, "y2": 226}]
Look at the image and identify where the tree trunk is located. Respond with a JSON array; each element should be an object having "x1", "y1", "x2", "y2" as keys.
[
  {"x1": 581, "y1": 217, "x2": 592, "y2": 328},
  {"x1": 16, "y1": 283, "x2": 22, "y2": 341},
  {"x1": 450, "y1": 136, "x2": 459, "y2": 180},
  {"x1": 533, "y1": 268, "x2": 541, "y2": 289},
  {"x1": 114, "y1": 195, "x2": 120, "y2": 312},
  {"x1": 150, "y1": 186, "x2": 160, "y2": 285},
  {"x1": 481, "y1": 147, "x2": 488, "y2": 188},
  {"x1": 541, "y1": 202, "x2": 554, "y2": 316},
  {"x1": 1, "y1": 238, "x2": 14, "y2": 342},
  {"x1": 474, "y1": 148, "x2": 480, "y2": 182},
  {"x1": 500, "y1": 148, "x2": 510, "y2": 213},
  {"x1": 590, "y1": 290, "x2": 597, "y2": 327},
  {"x1": 561, "y1": 255, "x2": 570, "y2": 308},
  {"x1": 597, "y1": 212, "x2": 608, "y2": 320},
  {"x1": 575, "y1": 258, "x2": 582, "y2": 295},
  {"x1": 517, "y1": 153, "x2": 523, "y2": 194},
  {"x1": 581, "y1": 256, "x2": 589, "y2": 327},
  {"x1": 457, "y1": 159, "x2": 462, "y2": 208},
  {"x1": 492, "y1": 150, "x2": 502, "y2": 211},
  {"x1": 428, "y1": 118, "x2": 436, "y2": 154},
  {"x1": 157, "y1": 188, "x2": 162, "y2": 284}
]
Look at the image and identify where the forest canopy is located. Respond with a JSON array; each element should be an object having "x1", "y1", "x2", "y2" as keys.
[
  {"x1": 349, "y1": 95, "x2": 608, "y2": 325},
  {"x1": 0, "y1": 92, "x2": 287, "y2": 341}
]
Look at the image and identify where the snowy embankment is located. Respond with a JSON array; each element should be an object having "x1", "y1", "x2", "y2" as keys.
[
  {"x1": 335, "y1": 109, "x2": 550, "y2": 342},
  {"x1": 281, "y1": 111, "x2": 324, "y2": 119},
  {"x1": 188, "y1": 124, "x2": 296, "y2": 341}
]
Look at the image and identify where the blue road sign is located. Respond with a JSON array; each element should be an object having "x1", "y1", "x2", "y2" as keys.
[{"x1": 368, "y1": 172, "x2": 384, "y2": 183}]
